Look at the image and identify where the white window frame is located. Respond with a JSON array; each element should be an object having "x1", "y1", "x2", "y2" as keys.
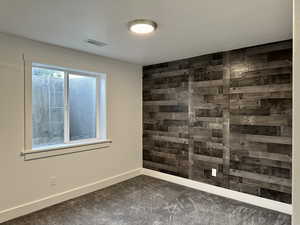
[{"x1": 23, "y1": 61, "x2": 110, "y2": 160}]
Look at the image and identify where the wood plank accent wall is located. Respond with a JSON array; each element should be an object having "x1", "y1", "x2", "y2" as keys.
[{"x1": 143, "y1": 40, "x2": 292, "y2": 203}]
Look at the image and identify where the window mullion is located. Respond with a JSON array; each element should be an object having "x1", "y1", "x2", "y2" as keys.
[
  {"x1": 96, "y1": 76, "x2": 100, "y2": 139},
  {"x1": 64, "y1": 72, "x2": 70, "y2": 144}
]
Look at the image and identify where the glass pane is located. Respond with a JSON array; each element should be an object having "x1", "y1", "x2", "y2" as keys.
[
  {"x1": 69, "y1": 74, "x2": 97, "y2": 141},
  {"x1": 32, "y1": 67, "x2": 65, "y2": 148}
]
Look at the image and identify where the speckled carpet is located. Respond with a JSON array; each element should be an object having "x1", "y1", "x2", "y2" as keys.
[{"x1": 2, "y1": 175, "x2": 291, "y2": 225}]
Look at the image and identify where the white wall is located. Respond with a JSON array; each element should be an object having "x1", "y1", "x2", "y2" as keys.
[
  {"x1": 0, "y1": 33, "x2": 142, "y2": 221},
  {"x1": 293, "y1": 0, "x2": 300, "y2": 224}
]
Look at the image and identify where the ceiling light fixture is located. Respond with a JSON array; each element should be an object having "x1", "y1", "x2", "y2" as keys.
[{"x1": 128, "y1": 19, "x2": 157, "y2": 34}]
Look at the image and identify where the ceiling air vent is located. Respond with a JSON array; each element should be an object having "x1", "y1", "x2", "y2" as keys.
[{"x1": 86, "y1": 39, "x2": 107, "y2": 47}]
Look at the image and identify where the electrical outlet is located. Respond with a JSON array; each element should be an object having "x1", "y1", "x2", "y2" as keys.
[
  {"x1": 212, "y1": 168, "x2": 217, "y2": 177},
  {"x1": 50, "y1": 176, "x2": 57, "y2": 187}
]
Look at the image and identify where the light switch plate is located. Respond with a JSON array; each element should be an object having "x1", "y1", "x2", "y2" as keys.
[{"x1": 212, "y1": 168, "x2": 217, "y2": 177}]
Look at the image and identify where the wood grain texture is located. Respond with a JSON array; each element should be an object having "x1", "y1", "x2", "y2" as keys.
[{"x1": 143, "y1": 40, "x2": 292, "y2": 203}]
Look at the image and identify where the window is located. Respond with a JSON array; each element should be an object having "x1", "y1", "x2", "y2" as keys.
[{"x1": 26, "y1": 63, "x2": 107, "y2": 152}]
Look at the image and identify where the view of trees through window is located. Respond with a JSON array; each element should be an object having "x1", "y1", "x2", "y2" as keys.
[{"x1": 32, "y1": 67, "x2": 97, "y2": 149}]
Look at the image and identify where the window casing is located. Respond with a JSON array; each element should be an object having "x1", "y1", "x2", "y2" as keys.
[{"x1": 24, "y1": 62, "x2": 108, "y2": 157}]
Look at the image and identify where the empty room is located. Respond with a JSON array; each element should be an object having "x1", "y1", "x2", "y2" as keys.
[{"x1": 0, "y1": 0, "x2": 299, "y2": 225}]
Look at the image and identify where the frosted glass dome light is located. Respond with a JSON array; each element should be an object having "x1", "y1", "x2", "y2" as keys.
[{"x1": 128, "y1": 19, "x2": 157, "y2": 34}]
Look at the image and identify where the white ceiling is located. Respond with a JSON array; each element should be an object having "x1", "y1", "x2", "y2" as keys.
[{"x1": 0, "y1": 0, "x2": 292, "y2": 65}]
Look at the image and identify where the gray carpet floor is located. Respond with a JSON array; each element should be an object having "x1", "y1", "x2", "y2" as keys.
[{"x1": 1, "y1": 175, "x2": 291, "y2": 225}]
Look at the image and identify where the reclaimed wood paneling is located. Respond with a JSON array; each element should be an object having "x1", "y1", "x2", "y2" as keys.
[
  {"x1": 229, "y1": 41, "x2": 292, "y2": 203},
  {"x1": 143, "y1": 61, "x2": 189, "y2": 178},
  {"x1": 143, "y1": 40, "x2": 292, "y2": 203}
]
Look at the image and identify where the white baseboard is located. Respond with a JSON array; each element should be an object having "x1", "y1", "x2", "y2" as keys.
[
  {"x1": 142, "y1": 168, "x2": 292, "y2": 215},
  {"x1": 0, "y1": 168, "x2": 143, "y2": 223},
  {"x1": 0, "y1": 167, "x2": 292, "y2": 223}
]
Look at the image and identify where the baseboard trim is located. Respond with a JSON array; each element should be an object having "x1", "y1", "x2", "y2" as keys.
[
  {"x1": 0, "y1": 167, "x2": 292, "y2": 223},
  {"x1": 142, "y1": 168, "x2": 292, "y2": 215},
  {"x1": 0, "y1": 168, "x2": 143, "y2": 223}
]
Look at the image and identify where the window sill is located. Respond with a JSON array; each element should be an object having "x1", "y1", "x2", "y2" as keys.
[{"x1": 21, "y1": 139, "x2": 112, "y2": 160}]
